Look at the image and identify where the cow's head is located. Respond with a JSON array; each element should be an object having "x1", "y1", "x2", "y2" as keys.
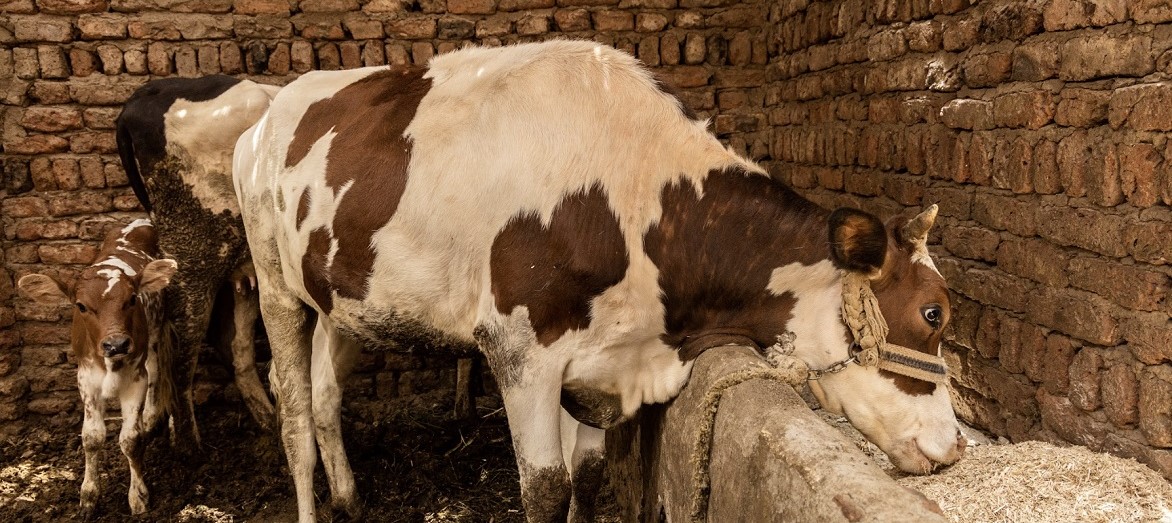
[
  {"x1": 804, "y1": 205, "x2": 963, "y2": 474},
  {"x1": 18, "y1": 259, "x2": 177, "y2": 362}
]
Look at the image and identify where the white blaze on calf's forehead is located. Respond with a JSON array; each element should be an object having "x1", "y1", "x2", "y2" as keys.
[
  {"x1": 96, "y1": 257, "x2": 138, "y2": 297},
  {"x1": 97, "y1": 268, "x2": 122, "y2": 297}
]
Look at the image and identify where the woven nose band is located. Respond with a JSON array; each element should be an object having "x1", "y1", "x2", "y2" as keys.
[{"x1": 841, "y1": 272, "x2": 948, "y2": 384}]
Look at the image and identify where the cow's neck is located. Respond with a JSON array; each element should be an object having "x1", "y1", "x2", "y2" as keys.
[{"x1": 644, "y1": 166, "x2": 836, "y2": 359}]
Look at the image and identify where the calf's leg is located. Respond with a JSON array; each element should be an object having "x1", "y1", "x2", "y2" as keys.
[
  {"x1": 77, "y1": 366, "x2": 106, "y2": 519},
  {"x1": 311, "y1": 318, "x2": 362, "y2": 518},
  {"x1": 118, "y1": 368, "x2": 150, "y2": 514},
  {"x1": 559, "y1": 413, "x2": 606, "y2": 523}
]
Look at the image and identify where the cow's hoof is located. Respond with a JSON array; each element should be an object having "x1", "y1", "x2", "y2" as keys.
[
  {"x1": 129, "y1": 487, "x2": 149, "y2": 514},
  {"x1": 330, "y1": 497, "x2": 364, "y2": 521},
  {"x1": 79, "y1": 502, "x2": 97, "y2": 521}
]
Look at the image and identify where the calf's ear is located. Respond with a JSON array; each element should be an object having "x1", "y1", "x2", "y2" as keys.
[
  {"x1": 828, "y1": 208, "x2": 887, "y2": 274},
  {"x1": 18, "y1": 274, "x2": 70, "y2": 305},
  {"x1": 140, "y1": 259, "x2": 179, "y2": 294}
]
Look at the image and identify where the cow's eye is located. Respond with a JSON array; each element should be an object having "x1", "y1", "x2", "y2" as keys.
[
  {"x1": 76, "y1": 302, "x2": 88, "y2": 313},
  {"x1": 125, "y1": 294, "x2": 137, "y2": 309},
  {"x1": 922, "y1": 304, "x2": 942, "y2": 329}
]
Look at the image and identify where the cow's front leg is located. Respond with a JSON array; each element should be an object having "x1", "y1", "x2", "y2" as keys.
[
  {"x1": 311, "y1": 318, "x2": 361, "y2": 518},
  {"x1": 559, "y1": 412, "x2": 606, "y2": 523},
  {"x1": 118, "y1": 369, "x2": 150, "y2": 514},
  {"x1": 78, "y1": 366, "x2": 106, "y2": 519},
  {"x1": 230, "y1": 271, "x2": 276, "y2": 432},
  {"x1": 480, "y1": 324, "x2": 571, "y2": 522}
]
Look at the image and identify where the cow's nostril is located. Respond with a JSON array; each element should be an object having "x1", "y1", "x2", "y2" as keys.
[{"x1": 102, "y1": 336, "x2": 131, "y2": 356}]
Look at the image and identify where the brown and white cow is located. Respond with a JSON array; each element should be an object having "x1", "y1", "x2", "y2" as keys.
[
  {"x1": 17, "y1": 219, "x2": 178, "y2": 518},
  {"x1": 233, "y1": 41, "x2": 965, "y2": 522},
  {"x1": 116, "y1": 76, "x2": 281, "y2": 442}
]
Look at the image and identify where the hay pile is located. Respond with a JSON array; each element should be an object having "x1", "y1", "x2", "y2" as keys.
[{"x1": 897, "y1": 441, "x2": 1172, "y2": 523}]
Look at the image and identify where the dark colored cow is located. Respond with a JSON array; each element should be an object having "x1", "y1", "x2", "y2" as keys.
[
  {"x1": 234, "y1": 41, "x2": 964, "y2": 522},
  {"x1": 116, "y1": 76, "x2": 280, "y2": 445}
]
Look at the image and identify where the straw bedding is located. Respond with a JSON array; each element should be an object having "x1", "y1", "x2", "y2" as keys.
[{"x1": 896, "y1": 441, "x2": 1172, "y2": 523}]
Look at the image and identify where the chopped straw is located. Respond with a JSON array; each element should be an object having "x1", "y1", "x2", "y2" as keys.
[{"x1": 897, "y1": 441, "x2": 1172, "y2": 523}]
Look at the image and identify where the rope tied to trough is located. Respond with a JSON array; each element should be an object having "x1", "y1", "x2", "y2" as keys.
[{"x1": 686, "y1": 333, "x2": 808, "y2": 522}]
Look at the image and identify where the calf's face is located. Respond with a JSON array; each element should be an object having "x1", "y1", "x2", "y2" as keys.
[{"x1": 18, "y1": 259, "x2": 177, "y2": 361}]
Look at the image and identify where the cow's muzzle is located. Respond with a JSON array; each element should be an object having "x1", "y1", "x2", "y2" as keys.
[{"x1": 102, "y1": 335, "x2": 131, "y2": 358}]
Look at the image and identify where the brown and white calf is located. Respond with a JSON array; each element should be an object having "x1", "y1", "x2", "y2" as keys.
[
  {"x1": 233, "y1": 41, "x2": 965, "y2": 522},
  {"x1": 17, "y1": 219, "x2": 177, "y2": 518}
]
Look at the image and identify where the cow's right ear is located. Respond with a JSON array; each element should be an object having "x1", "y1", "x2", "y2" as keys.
[
  {"x1": 17, "y1": 274, "x2": 70, "y2": 305},
  {"x1": 828, "y1": 208, "x2": 887, "y2": 275},
  {"x1": 140, "y1": 259, "x2": 178, "y2": 294}
]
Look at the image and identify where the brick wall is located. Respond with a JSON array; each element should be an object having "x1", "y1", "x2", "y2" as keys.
[
  {"x1": 0, "y1": 0, "x2": 769, "y2": 431},
  {"x1": 765, "y1": 0, "x2": 1172, "y2": 478}
]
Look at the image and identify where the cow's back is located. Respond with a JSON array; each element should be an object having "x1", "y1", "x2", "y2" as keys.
[{"x1": 238, "y1": 41, "x2": 752, "y2": 346}]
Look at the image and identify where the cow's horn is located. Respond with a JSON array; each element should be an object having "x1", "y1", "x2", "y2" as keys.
[{"x1": 900, "y1": 204, "x2": 938, "y2": 244}]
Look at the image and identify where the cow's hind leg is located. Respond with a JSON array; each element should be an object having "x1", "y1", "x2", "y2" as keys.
[
  {"x1": 311, "y1": 317, "x2": 362, "y2": 518},
  {"x1": 256, "y1": 277, "x2": 317, "y2": 523},
  {"x1": 78, "y1": 366, "x2": 105, "y2": 520},
  {"x1": 477, "y1": 319, "x2": 571, "y2": 523},
  {"x1": 163, "y1": 282, "x2": 216, "y2": 453},
  {"x1": 230, "y1": 264, "x2": 276, "y2": 432},
  {"x1": 559, "y1": 412, "x2": 606, "y2": 523},
  {"x1": 118, "y1": 368, "x2": 150, "y2": 514}
]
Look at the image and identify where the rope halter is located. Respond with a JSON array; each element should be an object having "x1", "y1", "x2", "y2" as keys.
[{"x1": 811, "y1": 271, "x2": 948, "y2": 384}]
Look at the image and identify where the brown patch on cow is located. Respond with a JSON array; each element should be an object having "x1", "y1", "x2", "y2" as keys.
[
  {"x1": 295, "y1": 189, "x2": 310, "y2": 230},
  {"x1": 872, "y1": 238, "x2": 951, "y2": 396},
  {"x1": 302, "y1": 227, "x2": 334, "y2": 313},
  {"x1": 290, "y1": 66, "x2": 432, "y2": 302},
  {"x1": 643, "y1": 167, "x2": 828, "y2": 360},
  {"x1": 489, "y1": 184, "x2": 629, "y2": 346}
]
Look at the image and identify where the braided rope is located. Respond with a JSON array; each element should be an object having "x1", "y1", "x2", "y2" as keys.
[{"x1": 839, "y1": 272, "x2": 885, "y2": 367}]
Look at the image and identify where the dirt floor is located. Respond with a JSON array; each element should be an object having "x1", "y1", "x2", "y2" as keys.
[{"x1": 0, "y1": 387, "x2": 618, "y2": 522}]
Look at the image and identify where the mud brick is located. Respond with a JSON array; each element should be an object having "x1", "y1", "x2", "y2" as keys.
[
  {"x1": 6, "y1": 135, "x2": 70, "y2": 155},
  {"x1": 411, "y1": 42, "x2": 433, "y2": 65},
  {"x1": 634, "y1": 12, "x2": 667, "y2": 33},
  {"x1": 1060, "y1": 34, "x2": 1153, "y2": 81},
  {"x1": 301, "y1": 0, "x2": 359, "y2": 11},
  {"x1": 1043, "y1": 0, "x2": 1126, "y2": 30},
  {"x1": 174, "y1": 46, "x2": 198, "y2": 77},
  {"x1": 1027, "y1": 286, "x2": 1120, "y2": 345},
  {"x1": 436, "y1": 16, "x2": 474, "y2": 39},
  {"x1": 233, "y1": 15, "x2": 294, "y2": 38},
  {"x1": 941, "y1": 226, "x2": 998, "y2": 262},
  {"x1": 47, "y1": 191, "x2": 112, "y2": 216},
  {"x1": 78, "y1": 14, "x2": 127, "y2": 39},
  {"x1": 1041, "y1": 334, "x2": 1076, "y2": 395},
  {"x1": 0, "y1": 375, "x2": 28, "y2": 398},
  {"x1": 233, "y1": 0, "x2": 290, "y2": 14},
  {"x1": 147, "y1": 42, "x2": 171, "y2": 75},
  {"x1": 681, "y1": 33, "x2": 708, "y2": 65},
  {"x1": 124, "y1": 46, "x2": 147, "y2": 74},
  {"x1": 517, "y1": 14, "x2": 550, "y2": 36},
  {"x1": 1036, "y1": 205, "x2": 1128, "y2": 258},
  {"x1": 1134, "y1": 0, "x2": 1172, "y2": 23},
  {"x1": 295, "y1": 17, "x2": 346, "y2": 39},
  {"x1": 386, "y1": 18, "x2": 437, "y2": 39},
  {"x1": 1011, "y1": 41, "x2": 1058, "y2": 81},
  {"x1": 500, "y1": 0, "x2": 553, "y2": 9},
  {"x1": 940, "y1": 99, "x2": 992, "y2": 130},
  {"x1": 13, "y1": 48, "x2": 38, "y2": 80},
  {"x1": 2, "y1": 196, "x2": 49, "y2": 218},
  {"x1": 1163, "y1": 142, "x2": 1172, "y2": 206},
  {"x1": 316, "y1": 43, "x2": 340, "y2": 70},
  {"x1": 30, "y1": 157, "x2": 58, "y2": 190},
  {"x1": 112, "y1": 194, "x2": 142, "y2": 211},
  {"x1": 997, "y1": 136, "x2": 1034, "y2": 193},
  {"x1": 290, "y1": 41, "x2": 313, "y2": 72},
  {"x1": 343, "y1": 19, "x2": 383, "y2": 40},
  {"x1": 995, "y1": 237, "x2": 1069, "y2": 287},
  {"x1": 972, "y1": 191, "x2": 1036, "y2": 236},
  {"x1": 950, "y1": 265, "x2": 1034, "y2": 313},
  {"x1": 1038, "y1": 389, "x2": 1106, "y2": 447},
  {"x1": 69, "y1": 131, "x2": 117, "y2": 154},
  {"x1": 361, "y1": 41, "x2": 385, "y2": 66},
  {"x1": 592, "y1": 11, "x2": 633, "y2": 32},
  {"x1": 385, "y1": 44, "x2": 410, "y2": 66},
  {"x1": 962, "y1": 52, "x2": 1011, "y2": 88},
  {"x1": 1068, "y1": 348, "x2": 1102, "y2": 411},
  {"x1": 38, "y1": 243, "x2": 99, "y2": 265},
  {"x1": 998, "y1": 315, "x2": 1029, "y2": 374},
  {"x1": 476, "y1": 17, "x2": 511, "y2": 38},
  {"x1": 337, "y1": 41, "x2": 361, "y2": 69},
  {"x1": 52, "y1": 158, "x2": 81, "y2": 190},
  {"x1": 657, "y1": 65, "x2": 710, "y2": 88},
  {"x1": 1102, "y1": 364, "x2": 1139, "y2": 428},
  {"x1": 95, "y1": 44, "x2": 122, "y2": 75},
  {"x1": 127, "y1": 16, "x2": 181, "y2": 40},
  {"x1": 551, "y1": 8, "x2": 588, "y2": 32},
  {"x1": 104, "y1": 163, "x2": 128, "y2": 187},
  {"x1": 78, "y1": 158, "x2": 106, "y2": 188},
  {"x1": 1068, "y1": 257, "x2": 1167, "y2": 312},
  {"x1": 37, "y1": 46, "x2": 69, "y2": 79},
  {"x1": 446, "y1": 0, "x2": 494, "y2": 14},
  {"x1": 1126, "y1": 220, "x2": 1172, "y2": 265},
  {"x1": 1109, "y1": 83, "x2": 1172, "y2": 132},
  {"x1": 14, "y1": 16, "x2": 73, "y2": 43},
  {"x1": 637, "y1": 35, "x2": 660, "y2": 66},
  {"x1": 1055, "y1": 88, "x2": 1108, "y2": 128},
  {"x1": 28, "y1": 80, "x2": 72, "y2": 104},
  {"x1": 1116, "y1": 142, "x2": 1161, "y2": 208},
  {"x1": 38, "y1": 0, "x2": 109, "y2": 14},
  {"x1": 20, "y1": 107, "x2": 83, "y2": 133},
  {"x1": 993, "y1": 90, "x2": 1054, "y2": 129},
  {"x1": 1138, "y1": 365, "x2": 1172, "y2": 447},
  {"x1": 192, "y1": 44, "x2": 219, "y2": 75},
  {"x1": 1031, "y1": 140, "x2": 1061, "y2": 194}
]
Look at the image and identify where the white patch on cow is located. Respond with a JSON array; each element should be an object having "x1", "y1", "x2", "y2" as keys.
[
  {"x1": 767, "y1": 260, "x2": 846, "y2": 369},
  {"x1": 97, "y1": 268, "x2": 122, "y2": 297},
  {"x1": 121, "y1": 218, "x2": 151, "y2": 235},
  {"x1": 911, "y1": 245, "x2": 941, "y2": 276},
  {"x1": 101, "y1": 368, "x2": 122, "y2": 399},
  {"x1": 98, "y1": 256, "x2": 138, "y2": 277},
  {"x1": 164, "y1": 80, "x2": 279, "y2": 215}
]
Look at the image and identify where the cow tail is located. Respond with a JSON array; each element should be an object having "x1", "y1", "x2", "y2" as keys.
[
  {"x1": 115, "y1": 121, "x2": 153, "y2": 213},
  {"x1": 153, "y1": 314, "x2": 178, "y2": 435}
]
